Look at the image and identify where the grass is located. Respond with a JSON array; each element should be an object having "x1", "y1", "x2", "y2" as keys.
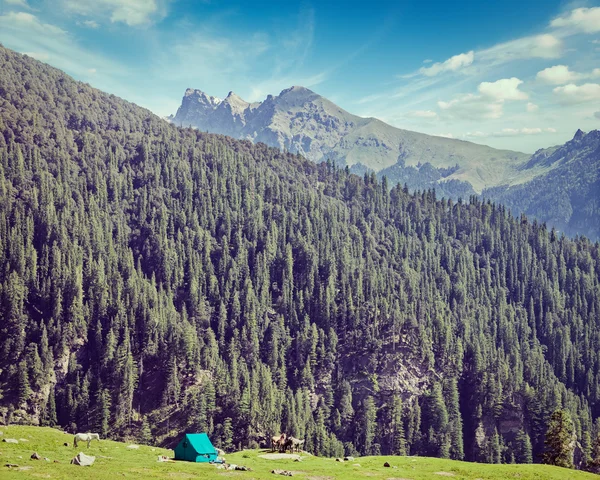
[{"x1": 0, "y1": 425, "x2": 596, "y2": 479}]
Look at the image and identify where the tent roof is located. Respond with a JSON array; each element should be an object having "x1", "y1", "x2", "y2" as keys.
[{"x1": 182, "y1": 433, "x2": 215, "y2": 454}]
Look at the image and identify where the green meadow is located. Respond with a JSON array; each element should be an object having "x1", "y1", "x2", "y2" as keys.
[{"x1": 0, "y1": 426, "x2": 596, "y2": 480}]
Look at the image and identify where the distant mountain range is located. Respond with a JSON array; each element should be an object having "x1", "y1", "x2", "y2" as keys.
[
  {"x1": 171, "y1": 86, "x2": 599, "y2": 239},
  {"x1": 483, "y1": 129, "x2": 600, "y2": 240}
]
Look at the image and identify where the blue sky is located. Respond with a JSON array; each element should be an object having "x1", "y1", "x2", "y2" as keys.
[{"x1": 0, "y1": 0, "x2": 599, "y2": 152}]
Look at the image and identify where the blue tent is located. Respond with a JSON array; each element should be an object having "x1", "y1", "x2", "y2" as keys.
[{"x1": 173, "y1": 433, "x2": 217, "y2": 463}]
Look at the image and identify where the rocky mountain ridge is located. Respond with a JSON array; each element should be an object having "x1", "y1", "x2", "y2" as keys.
[{"x1": 172, "y1": 86, "x2": 532, "y2": 194}]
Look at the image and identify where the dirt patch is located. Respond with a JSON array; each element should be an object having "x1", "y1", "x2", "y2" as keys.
[
  {"x1": 258, "y1": 453, "x2": 301, "y2": 460},
  {"x1": 434, "y1": 473, "x2": 455, "y2": 477}
]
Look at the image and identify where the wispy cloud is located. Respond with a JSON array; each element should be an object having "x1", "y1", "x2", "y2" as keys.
[
  {"x1": 62, "y1": 0, "x2": 169, "y2": 27},
  {"x1": 464, "y1": 127, "x2": 557, "y2": 138},
  {"x1": 4, "y1": 0, "x2": 35, "y2": 10},
  {"x1": 418, "y1": 51, "x2": 474, "y2": 77},
  {"x1": 406, "y1": 110, "x2": 438, "y2": 118},
  {"x1": 0, "y1": 11, "x2": 128, "y2": 87}
]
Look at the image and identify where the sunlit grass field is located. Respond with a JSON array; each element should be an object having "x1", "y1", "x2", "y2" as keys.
[{"x1": 0, "y1": 425, "x2": 596, "y2": 479}]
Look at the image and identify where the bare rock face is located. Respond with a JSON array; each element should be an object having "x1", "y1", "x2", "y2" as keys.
[{"x1": 171, "y1": 86, "x2": 531, "y2": 193}]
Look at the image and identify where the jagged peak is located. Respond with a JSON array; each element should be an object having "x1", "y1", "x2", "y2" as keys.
[
  {"x1": 184, "y1": 88, "x2": 221, "y2": 103},
  {"x1": 279, "y1": 85, "x2": 316, "y2": 97},
  {"x1": 224, "y1": 91, "x2": 248, "y2": 104},
  {"x1": 573, "y1": 128, "x2": 585, "y2": 141}
]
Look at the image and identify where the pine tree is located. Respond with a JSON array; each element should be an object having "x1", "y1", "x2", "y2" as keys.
[
  {"x1": 514, "y1": 429, "x2": 533, "y2": 464},
  {"x1": 543, "y1": 409, "x2": 575, "y2": 468},
  {"x1": 221, "y1": 417, "x2": 234, "y2": 452},
  {"x1": 16, "y1": 360, "x2": 31, "y2": 405},
  {"x1": 139, "y1": 416, "x2": 153, "y2": 445}
]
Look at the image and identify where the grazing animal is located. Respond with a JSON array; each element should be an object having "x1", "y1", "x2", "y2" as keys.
[
  {"x1": 73, "y1": 433, "x2": 100, "y2": 448},
  {"x1": 271, "y1": 433, "x2": 286, "y2": 452},
  {"x1": 294, "y1": 438, "x2": 305, "y2": 453},
  {"x1": 287, "y1": 436, "x2": 305, "y2": 453},
  {"x1": 280, "y1": 437, "x2": 294, "y2": 453}
]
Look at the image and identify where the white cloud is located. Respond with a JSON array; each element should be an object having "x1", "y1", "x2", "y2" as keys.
[
  {"x1": 464, "y1": 131, "x2": 487, "y2": 138},
  {"x1": 436, "y1": 133, "x2": 454, "y2": 138},
  {"x1": 419, "y1": 51, "x2": 474, "y2": 77},
  {"x1": 5, "y1": 0, "x2": 34, "y2": 8},
  {"x1": 82, "y1": 20, "x2": 99, "y2": 28},
  {"x1": 537, "y1": 65, "x2": 600, "y2": 85},
  {"x1": 527, "y1": 102, "x2": 539, "y2": 112},
  {"x1": 478, "y1": 77, "x2": 528, "y2": 101},
  {"x1": 438, "y1": 94, "x2": 504, "y2": 120},
  {"x1": 407, "y1": 110, "x2": 437, "y2": 118},
  {"x1": 536, "y1": 65, "x2": 581, "y2": 84},
  {"x1": 478, "y1": 34, "x2": 563, "y2": 65},
  {"x1": 62, "y1": 0, "x2": 164, "y2": 26},
  {"x1": 550, "y1": 7, "x2": 600, "y2": 34},
  {"x1": 465, "y1": 127, "x2": 557, "y2": 138},
  {"x1": 553, "y1": 83, "x2": 600, "y2": 103},
  {"x1": 0, "y1": 11, "x2": 126, "y2": 82},
  {"x1": 0, "y1": 11, "x2": 66, "y2": 36}
]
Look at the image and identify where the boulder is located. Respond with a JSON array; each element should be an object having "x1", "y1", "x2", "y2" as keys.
[
  {"x1": 335, "y1": 457, "x2": 343, "y2": 462},
  {"x1": 271, "y1": 469, "x2": 293, "y2": 476},
  {"x1": 30, "y1": 452, "x2": 42, "y2": 460},
  {"x1": 384, "y1": 461, "x2": 391, "y2": 467},
  {"x1": 2, "y1": 439, "x2": 18, "y2": 444},
  {"x1": 70, "y1": 452, "x2": 95, "y2": 466},
  {"x1": 126, "y1": 445, "x2": 140, "y2": 449},
  {"x1": 344, "y1": 456, "x2": 354, "y2": 461}
]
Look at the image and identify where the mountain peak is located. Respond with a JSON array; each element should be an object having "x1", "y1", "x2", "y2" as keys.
[
  {"x1": 279, "y1": 85, "x2": 316, "y2": 98},
  {"x1": 573, "y1": 129, "x2": 585, "y2": 141},
  {"x1": 226, "y1": 91, "x2": 243, "y2": 100}
]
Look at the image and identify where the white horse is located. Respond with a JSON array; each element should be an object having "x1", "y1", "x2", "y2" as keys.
[{"x1": 73, "y1": 433, "x2": 100, "y2": 448}]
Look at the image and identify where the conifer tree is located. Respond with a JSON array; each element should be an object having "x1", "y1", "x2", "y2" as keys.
[{"x1": 543, "y1": 409, "x2": 575, "y2": 468}]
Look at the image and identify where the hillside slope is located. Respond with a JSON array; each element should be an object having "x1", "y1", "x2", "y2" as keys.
[{"x1": 0, "y1": 45, "x2": 599, "y2": 470}]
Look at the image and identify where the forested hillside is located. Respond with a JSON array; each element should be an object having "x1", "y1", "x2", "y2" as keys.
[{"x1": 1, "y1": 46, "x2": 599, "y2": 468}]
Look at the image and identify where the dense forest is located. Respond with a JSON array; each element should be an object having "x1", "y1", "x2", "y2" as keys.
[{"x1": 0, "y1": 46, "x2": 599, "y2": 468}]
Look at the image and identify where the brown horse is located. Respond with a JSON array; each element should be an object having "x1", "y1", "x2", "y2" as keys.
[{"x1": 271, "y1": 433, "x2": 286, "y2": 452}]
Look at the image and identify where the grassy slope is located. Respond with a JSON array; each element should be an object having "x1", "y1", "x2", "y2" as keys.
[{"x1": 0, "y1": 426, "x2": 596, "y2": 480}]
